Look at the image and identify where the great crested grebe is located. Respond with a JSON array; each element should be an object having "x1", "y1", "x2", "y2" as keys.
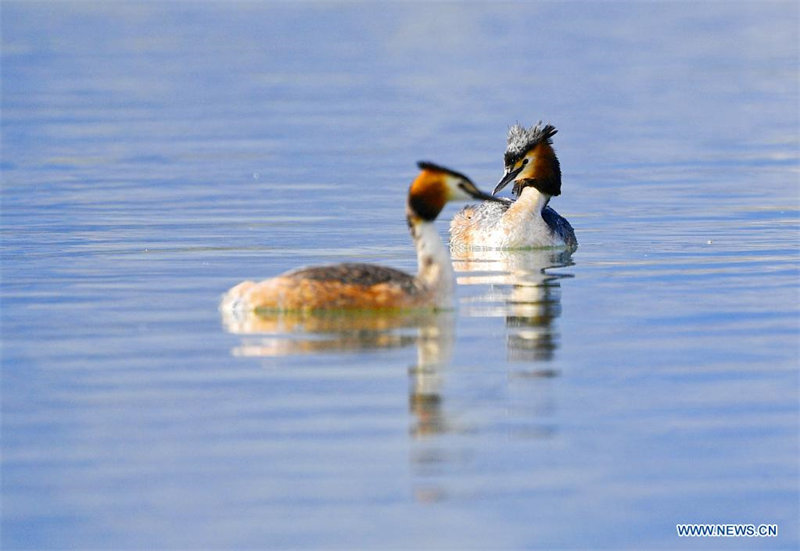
[
  {"x1": 449, "y1": 122, "x2": 577, "y2": 251},
  {"x1": 220, "y1": 162, "x2": 503, "y2": 314}
]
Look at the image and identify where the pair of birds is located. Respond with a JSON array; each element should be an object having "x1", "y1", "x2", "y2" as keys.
[{"x1": 221, "y1": 122, "x2": 576, "y2": 314}]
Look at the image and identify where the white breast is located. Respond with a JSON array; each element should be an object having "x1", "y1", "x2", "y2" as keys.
[{"x1": 451, "y1": 187, "x2": 571, "y2": 250}]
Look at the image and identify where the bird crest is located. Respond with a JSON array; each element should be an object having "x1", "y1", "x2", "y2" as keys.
[{"x1": 504, "y1": 122, "x2": 558, "y2": 168}]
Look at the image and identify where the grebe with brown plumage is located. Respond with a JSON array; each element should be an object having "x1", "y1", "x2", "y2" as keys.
[
  {"x1": 221, "y1": 162, "x2": 503, "y2": 315},
  {"x1": 450, "y1": 122, "x2": 577, "y2": 251}
]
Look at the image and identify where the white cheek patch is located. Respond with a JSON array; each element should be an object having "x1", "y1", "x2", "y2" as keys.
[{"x1": 448, "y1": 182, "x2": 473, "y2": 202}]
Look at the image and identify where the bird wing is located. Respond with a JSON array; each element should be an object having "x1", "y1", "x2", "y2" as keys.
[{"x1": 285, "y1": 263, "x2": 418, "y2": 291}]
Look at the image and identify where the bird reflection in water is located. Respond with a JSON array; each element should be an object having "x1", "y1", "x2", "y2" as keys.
[
  {"x1": 220, "y1": 251, "x2": 571, "y2": 504},
  {"x1": 222, "y1": 305, "x2": 454, "y2": 441},
  {"x1": 407, "y1": 312, "x2": 455, "y2": 438},
  {"x1": 220, "y1": 307, "x2": 435, "y2": 357},
  {"x1": 221, "y1": 306, "x2": 457, "y2": 503},
  {"x1": 408, "y1": 249, "x2": 573, "y2": 502},
  {"x1": 227, "y1": 309, "x2": 453, "y2": 416},
  {"x1": 453, "y1": 248, "x2": 573, "y2": 366}
]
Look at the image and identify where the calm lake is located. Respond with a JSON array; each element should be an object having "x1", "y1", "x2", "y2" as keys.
[{"x1": 2, "y1": 2, "x2": 798, "y2": 549}]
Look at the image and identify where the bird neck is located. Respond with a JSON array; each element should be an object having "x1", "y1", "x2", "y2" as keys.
[
  {"x1": 412, "y1": 220, "x2": 455, "y2": 307},
  {"x1": 508, "y1": 186, "x2": 551, "y2": 218}
]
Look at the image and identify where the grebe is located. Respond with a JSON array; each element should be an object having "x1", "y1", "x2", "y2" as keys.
[
  {"x1": 221, "y1": 162, "x2": 502, "y2": 314},
  {"x1": 449, "y1": 122, "x2": 577, "y2": 251}
]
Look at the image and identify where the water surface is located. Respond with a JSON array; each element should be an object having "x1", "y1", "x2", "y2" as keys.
[{"x1": 2, "y1": 2, "x2": 798, "y2": 549}]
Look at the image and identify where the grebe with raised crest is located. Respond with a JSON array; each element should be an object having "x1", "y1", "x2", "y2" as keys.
[{"x1": 450, "y1": 122, "x2": 577, "y2": 251}]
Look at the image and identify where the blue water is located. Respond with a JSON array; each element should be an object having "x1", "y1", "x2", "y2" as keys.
[{"x1": 2, "y1": 2, "x2": 798, "y2": 549}]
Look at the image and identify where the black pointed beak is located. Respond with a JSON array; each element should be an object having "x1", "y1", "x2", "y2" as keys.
[
  {"x1": 493, "y1": 165, "x2": 524, "y2": 195},
  {"x1": 460, "y1": 181, "x2": 506, "y2": 203}
]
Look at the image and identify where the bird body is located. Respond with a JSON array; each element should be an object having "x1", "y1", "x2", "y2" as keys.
[
  {"x1": 450, "y1": 190, "x2": 576, "y2": 251},
  {"x1": 223, "y1": 264, "x2": 427, "y2": 311},
  {"x1": 221, "y1": 162, "x2": 501, "y2": 314}
]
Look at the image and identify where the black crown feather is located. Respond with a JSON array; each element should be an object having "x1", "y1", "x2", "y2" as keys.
[{"x1": 417, "y1": 161, "x2": 470, "y2": 183}]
